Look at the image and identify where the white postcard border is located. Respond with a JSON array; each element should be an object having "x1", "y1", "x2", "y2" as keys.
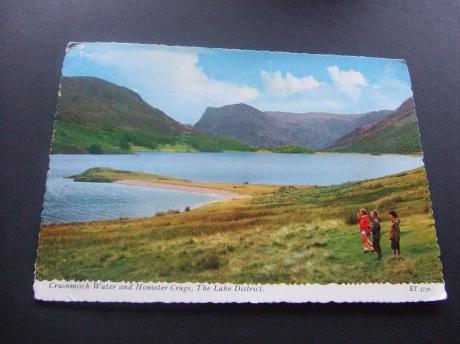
[{"x1": 34, "y1": 279, "x2": 446, "y2": 303}]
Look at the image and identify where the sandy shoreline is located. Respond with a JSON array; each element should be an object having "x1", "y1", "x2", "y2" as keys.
[{"x1": 115, "y1": 179, "x2": 250, "y2": 199}]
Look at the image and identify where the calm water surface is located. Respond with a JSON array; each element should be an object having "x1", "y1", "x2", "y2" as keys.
[{"x1": 42, "y1": 152, "x2": 424, "y2": 224}]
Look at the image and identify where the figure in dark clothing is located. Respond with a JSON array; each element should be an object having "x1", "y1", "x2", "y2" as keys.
[
  {"x1": 388, "y1": 210, "x2": 401, "y2": 257},
  {"x1": 370, "y1": 210, "x2": 383, "y2": 259}
]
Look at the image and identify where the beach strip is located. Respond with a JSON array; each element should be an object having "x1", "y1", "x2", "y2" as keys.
[{"x1": 115, "y1": 179, "x2": 250, "y2": 199}]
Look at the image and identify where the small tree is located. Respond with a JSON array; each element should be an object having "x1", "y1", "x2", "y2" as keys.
[
  {"x1": 119, "y1": 137, "x2": 131, "y2": 151},
  {"x1": 87, "y1": 144, "x2": 104, "y2": 154}
]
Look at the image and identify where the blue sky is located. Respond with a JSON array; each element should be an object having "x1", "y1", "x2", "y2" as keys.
[{"x1": 63, "y1": 42, "x2": 413, "y2": 124}]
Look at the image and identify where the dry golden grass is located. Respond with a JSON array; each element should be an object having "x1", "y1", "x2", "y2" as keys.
[{"x1": 36, "y1": 167, "x2": 443, "y2": 284}]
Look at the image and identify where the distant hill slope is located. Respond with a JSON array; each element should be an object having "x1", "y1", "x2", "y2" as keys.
[
  {"x1": 57, "y1": 76, "x2": 192, "y2": 135},
  {"x1": 327, "y1": 98, "x2": 422, "y2": 154},
  {"x1": 194, "y1": 103, "x2": 392, "y2": 149},
  {"x1": 52, "y1": 77, "x2": 255, "y2": 153}
]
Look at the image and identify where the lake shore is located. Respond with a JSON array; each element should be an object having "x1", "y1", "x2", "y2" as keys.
[
  {"x1": 114, "y1": 179, "x2": 250, "y2": 199},
  {"x1": 70, "y1": 167, "x2": 278, "y2": 198}
]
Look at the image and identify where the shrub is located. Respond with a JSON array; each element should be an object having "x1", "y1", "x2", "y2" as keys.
[
  {"x1": 52, "y1": 144, "x2": 86, "y2": 154},
  {"x1": 158, "y1": 270, "x2": 170, "y2": 277},
  {"x1": 124, "y1": 131, "x2": 160, "y2": 149},
  {"x1": 185, "y1": 206, "x2": 190, "y2": 212},
  {"x1": 166, "y1": 209, "x2": 181, "y2": 214},
  {"x1": 393, "y1": 196, "x2": 403, "y2": 202},
  {"x1": 307, "y1": 241, "x2": 327, "y2": 249},
  {"x1": 364, "y1": 182, "x2": 383, "y2": 190},
  {"x1": 197, "y1": 254, "x2": 219, "y2": 270},
  {"x1": 119, "y1": 137, "x2": 131, "y2": 150},
  {"x1": 277, "y1": 186, "x2": 288, "y2": 193},
  {"x1": 343, "y1": 211, "x2": 358, "y2": 225},
  {"x1": 376, "y1": 194, "x2": 403, "y2": 211},
  {"x1": 87, "y1": 144, "x2": 104, "y2": 154},
  {"x1": 73, "y1": 174, "x2": 112, "y2": 183}
]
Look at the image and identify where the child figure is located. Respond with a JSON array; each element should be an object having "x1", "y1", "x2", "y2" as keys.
[
  {"x1": 370, "y1": 210, "x2": 383, "y2": 260},
  {"x1": 388, "y1": 210, "x2": 401, "y2": 257},
  {"x1": 357, "y1": 208, "x2": 373, "y2": 253}
]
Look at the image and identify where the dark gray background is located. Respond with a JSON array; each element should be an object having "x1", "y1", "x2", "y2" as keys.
[{"x1": 1, "y1": 1, "x2": 459, "y2": 343}]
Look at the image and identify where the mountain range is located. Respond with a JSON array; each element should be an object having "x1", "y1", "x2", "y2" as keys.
[
  {"x1": 52, "y1": 76, "x2": 421, "y2": 155},
  {"x1": 52, "y1": 77, "x2": 254, "y2": 153},
  {"x1": 194, "y1": 103, "x2": 393, "y2": 150}
]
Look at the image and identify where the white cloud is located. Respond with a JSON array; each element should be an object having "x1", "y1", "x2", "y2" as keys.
[
  {"x1": 327, "y1": 65, "x2": 368, "y2": 101},
  {"x1": 70, "y1": 44, "x2": 413, "y2": 120},
  {"x1": 80, "y1": 47, "x2": 259, "y2": 123},
  {"x1": 261, "y1": 70, "x2": 320, "y2": 97},
  {"x1": 253, "y1": 96, "x2": 344, "y2": 114}
]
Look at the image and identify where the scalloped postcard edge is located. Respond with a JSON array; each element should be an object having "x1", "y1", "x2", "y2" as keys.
[
  {"x1": 34, "y1": 280, "x2": 447, "y2": 303},
  {"x1": 35, "y1": 42, "x2": 446, "y2": 304}
]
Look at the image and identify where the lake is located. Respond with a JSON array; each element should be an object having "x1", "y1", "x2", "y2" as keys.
[{"x1": 42, "y1": 152, "x2": 424, "y2": 224}]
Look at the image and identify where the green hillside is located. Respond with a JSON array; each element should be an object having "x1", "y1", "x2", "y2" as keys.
[
  {"x1": 52, "y1": 76, "x2": 256, "y2": 153},
  {"x1": 270, "y1": 145, "x2": 315, "y2": 154},
  {"x1": 51, "y1": 119, "x2": 255, "y2": 153},
  {"x1": 331, "y1": 114, "x2": 421, "y2": 154},
  {"x1": 329, "y1": 98, "x2": 422, "y2": 154},
  {"x1": 57, "y1": 76, "x2": 189, "y2": 135}
]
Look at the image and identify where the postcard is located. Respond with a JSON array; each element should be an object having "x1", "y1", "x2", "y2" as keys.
[{"x1": 34, "y1": 42, "x2": 445, "y2": 303}]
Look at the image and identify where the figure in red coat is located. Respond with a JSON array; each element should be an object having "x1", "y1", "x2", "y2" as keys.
[{"x1": 357, "y1": 208, "x2": 373, "y2": 252}]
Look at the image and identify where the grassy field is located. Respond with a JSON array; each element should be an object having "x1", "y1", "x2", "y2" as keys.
[{"x1": 36, "y1": 167, "x2": 443, "y2": 284}]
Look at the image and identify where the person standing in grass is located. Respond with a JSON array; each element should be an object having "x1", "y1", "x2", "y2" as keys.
[
  {"x1": 388, "y1": 210, "x2": 401, "y2": 257},
  {"x1": 370, "y1": 210, "x2": 383, "y2": 260},
  {"x1": 357, "y1": 208, "x2": 373, "y2": 253}
]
